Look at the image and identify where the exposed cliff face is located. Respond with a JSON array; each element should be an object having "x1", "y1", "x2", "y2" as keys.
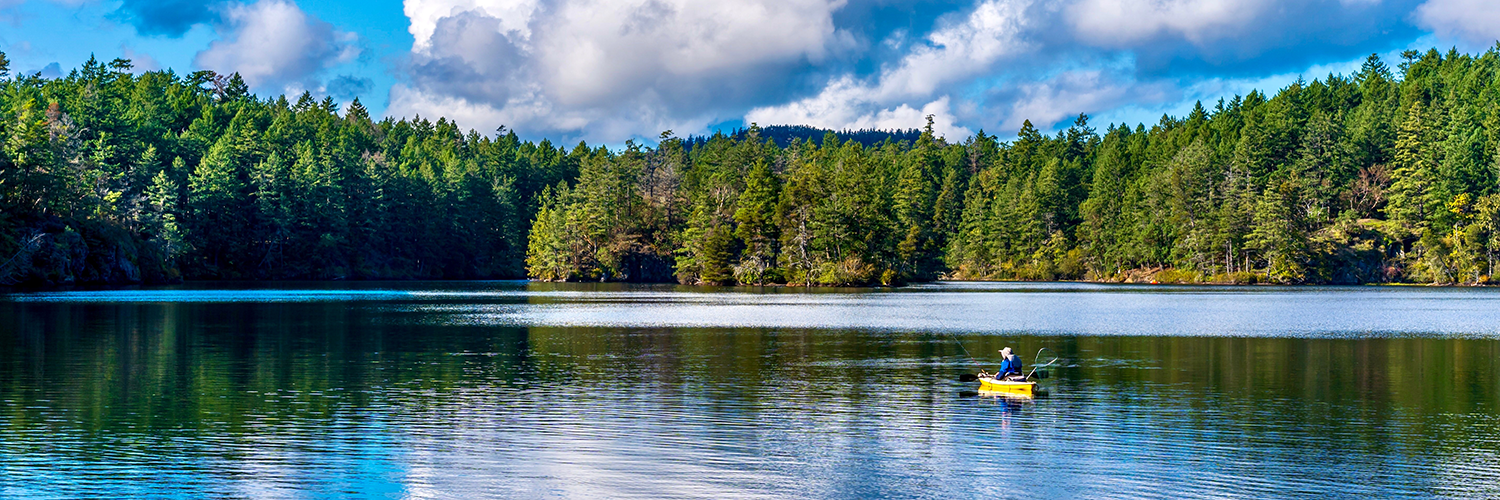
[{"x1": 1, "y1": 218, "x2": 178, "y2": 289}]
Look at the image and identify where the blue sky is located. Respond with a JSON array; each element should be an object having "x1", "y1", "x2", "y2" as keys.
[{"x1": 2, "y1": 0, "x2": 1498, "y2": 143}]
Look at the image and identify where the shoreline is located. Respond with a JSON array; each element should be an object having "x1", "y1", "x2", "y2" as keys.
[{"x1": 4, "y1": 275, "x2": 1492, "y2": 293}]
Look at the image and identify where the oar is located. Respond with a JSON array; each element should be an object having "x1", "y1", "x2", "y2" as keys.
[{"x1": 958, "y1": 373, "x2": 979, "y2": 382}]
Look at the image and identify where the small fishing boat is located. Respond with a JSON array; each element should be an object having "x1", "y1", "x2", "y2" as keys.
[
  {"x1": 977, "y1": 376, "x2": 1037, "y2": 396},
  {"x1": 970, "y1": 348, "x2": 1057, "y2": 398}
]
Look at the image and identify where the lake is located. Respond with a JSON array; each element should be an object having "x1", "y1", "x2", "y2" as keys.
[{"x1": 2, "y1": 281, "x2": 1498, "y2": 498}]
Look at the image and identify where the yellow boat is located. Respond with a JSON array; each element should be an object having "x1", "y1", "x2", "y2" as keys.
[
  {"x1": 977, "y1": 376, "x2": 1037, "y2": 396},
  {"x1": 969, "y1": 348, "x2": 1057, "y2": 397}
]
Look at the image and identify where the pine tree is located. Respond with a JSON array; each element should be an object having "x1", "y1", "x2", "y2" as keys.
[
  {"x1": 1247, "y1": 182, "x2": 1306, "y2": 283},
  {"x1": 1388, "y1": 101, "x2": 1436, "y2": 230},
  {"x1": 525, "y1": 186, "x2": 575, "y2": 281},
  {"x1": 145, "y1": 165, "x2": 184, "y2": 261},
  {"x1": 733, "y1": 160, "x2": 779, "y2": 284},
  {"x1": 187, "y1": 129, "x2": 253, "y2": 274}
]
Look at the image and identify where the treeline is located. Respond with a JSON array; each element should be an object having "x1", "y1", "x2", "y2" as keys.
[
  {"x1": 683, "y1": 125, "x2": 922, "y2": 150},
  {"x1": 8, "y1": 47, "x2": 1500, "y2": 287},
  {"x1": 0, "y1": 54, "x2": 577, "y2": 285},
  {"x1": 527, "y1": 48, "x2": 1500, "y2": 286}
]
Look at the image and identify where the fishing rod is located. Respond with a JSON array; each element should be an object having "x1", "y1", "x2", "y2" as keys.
[
  {"x1": 953, "y1": 344, "x2": 1061, "y2": 383},
  {"x1": 940, "y1": 330, "x2": 987, "y2": 381}
]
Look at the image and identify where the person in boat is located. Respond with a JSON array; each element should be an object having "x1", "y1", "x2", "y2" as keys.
[{"x1": 996, "y1": 347, "x2": 1024, "y2": 380}]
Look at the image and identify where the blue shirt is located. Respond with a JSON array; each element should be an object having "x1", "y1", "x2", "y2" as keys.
[{"x1": 998, "y1": 355, "x2": 1023, "y2": 376}]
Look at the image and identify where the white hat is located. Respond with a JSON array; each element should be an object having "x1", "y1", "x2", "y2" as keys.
[{"x1": 999, "y1": 347, "x2": 1012, "y2": 355}]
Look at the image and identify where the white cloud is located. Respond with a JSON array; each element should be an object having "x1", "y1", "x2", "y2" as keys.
[
  {"x1": 744, "y1": 76, "x2": 877, "y2": 130},
  {"x1": 394, "y1": 0, "x2": 846, "y2": 141},
  {"x1": 389, "y1": 82, "x2": 718, "y2": 143},
  {"x1": 742, "y1": 77, "x2": 970, "y2": 138},
  {"x1": 1068, "y1": 0, "x2": 1269, "y2": 47},
  {"x1": 999, "y1": 70, "x2": 1173, "y2": 130},
  {"x1": 744, "y1": 0, "x2": 1029, "y2": 139},
  {"x1": 874, "y1": 0, "x2": 1032, "y2": 99},
  {"x1": 194, "y1": 0, "x2": 360, "y2": 92},
  {"x1": 748, "y1": 90, "x2": 972, "y2": 138},
  {"x1": 535, "y1": 0, "x2": 843, "y2": 106},
  {"x1": 390, "y1": 0, "x2": 1421, "y2": 142},
  {"x1": 405, "y1": 0, "x2": 541, "y2": 52},
  {"x1": 1414, "y1": 0, "x2": 1500, "y2": 46}
]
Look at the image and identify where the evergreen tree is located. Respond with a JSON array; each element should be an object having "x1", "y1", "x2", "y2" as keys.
[
  {"x1": 1389, "y1": 102, "x2": 1437, "y2": 230},
  {"x1": 733, "y1": 160, "x2": 779, "y2": 284},
  {"x1": 1247, "y1": 182, "x2": 1307, "y2": 283}
]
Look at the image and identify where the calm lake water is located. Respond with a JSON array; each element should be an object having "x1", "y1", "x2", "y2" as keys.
[{"x1": 2, "y1": 281, "x2": 1498, "y2": 499}]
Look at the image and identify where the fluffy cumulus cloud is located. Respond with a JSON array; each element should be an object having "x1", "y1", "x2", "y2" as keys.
[
  {"x1": 387, "y1": 0, "x2": 1446, "y2": 142},
  {"x1": 1068, "y1": 0, "x2": 1269, "y2": 47},
  {"x1": 391, "y1": 0, "x2": 846, "y2": 140},
  {"x1": 1414, "y1": 0, "x2": 1500, "y2": 46},
  {"x1": 747, "y1": 0, "x2": 1033, "y2": 139},
  {"x1": 194, "y1": 0, "x2": 360, "y2": 93},
  {"x1": 744, "y1": 77, "x2": 973, "y2": 136}
]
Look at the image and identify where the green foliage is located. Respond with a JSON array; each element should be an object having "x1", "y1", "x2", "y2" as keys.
[
  {"x1": 1248, "y1": 182, "x2": 1307, "y2": 283},
  {"x1": 1, "y1": 65, "x2": 567, "y2": 285},
  {"x1": 16, "y1": 46, "x2": 1500, "y2": 287},
  {"x1": 525, "y1": 186, "x2": 575, "y2": 281},
  {"x1": 934, "y1": 46, "x2": 1500, "y2": 285},
  {"x1": 1153, "y1": 268, "x2": 1198, "y2": 284},
  {"x1": 732, "y1": 160, "x2": 779, "y2": 284}
]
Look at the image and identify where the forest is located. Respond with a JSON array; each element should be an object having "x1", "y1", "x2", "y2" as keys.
[{"x1": 5, "y1": 47, "x2": 1500, "y2": 287}]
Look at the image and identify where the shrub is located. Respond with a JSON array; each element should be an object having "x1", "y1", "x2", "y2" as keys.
[{"x1": 1153, "y1": 268, "x2": 1198, "y2": 284}]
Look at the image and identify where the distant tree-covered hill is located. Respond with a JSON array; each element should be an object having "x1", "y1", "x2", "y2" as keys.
[{"x1": 684, "y1": 125, "x2": 922, "y2": 150}]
